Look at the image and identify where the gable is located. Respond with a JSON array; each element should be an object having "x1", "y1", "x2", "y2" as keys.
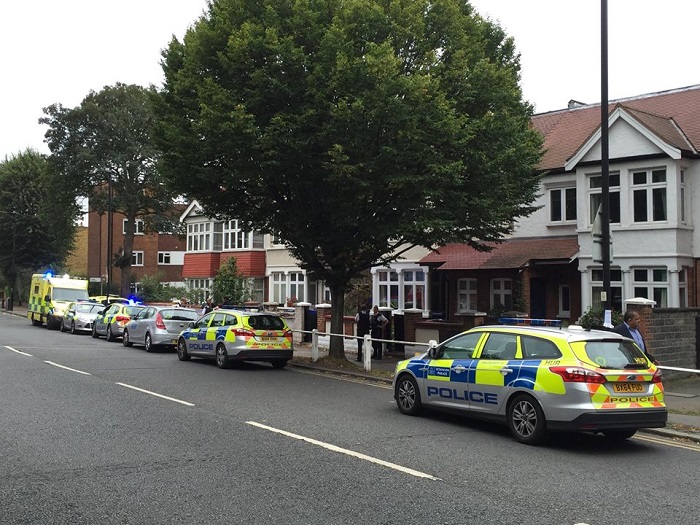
[{"x1": 580, "y1": 118, "x2": 667, "y2": 163}]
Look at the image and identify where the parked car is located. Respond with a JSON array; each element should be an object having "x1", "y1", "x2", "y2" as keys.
[
  {"x1": 60, "y1": 301, "x2": 103, "y2": 334},
  {"x1": 89, "y1": 295, "x2": 131, "y2": 306},
  {"x1": 123, "y1": 306, "x2": 199, "y2": 352},
  {"x1": 393, "y1": 318, "x2": 667, "y2": 445},
  {"x1": 176, "y1": 310, "x2": 293, "y2": 369},
  {"x1": 92, "y1": 303, "x2": 146, "y2": 341}
]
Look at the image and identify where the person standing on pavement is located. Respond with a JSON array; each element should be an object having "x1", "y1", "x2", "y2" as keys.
[
  {"x1": 370, "y1": 305, "x2": 389, "y2": 360},
  {"x1": 612, "y1": 309, "x2": 659, "y2": 364},
  {"x1": 355, "y1": 304, "x2": 370, "y2": 362}
]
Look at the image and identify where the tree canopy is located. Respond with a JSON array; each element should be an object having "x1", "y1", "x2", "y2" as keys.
[
  {"x1": 0, "y1": 149, "x2": 79, "y2": 299},
  {"x1": 153, "y1": 0, "x2": 543, "y2": 356},
  {"x1": 40, "y1": 83, "x2": 179, "y2": 297}
]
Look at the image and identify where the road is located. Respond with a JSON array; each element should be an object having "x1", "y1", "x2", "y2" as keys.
[{"x1": 1, "y1": 312, "x2": 699, "y2": 525}]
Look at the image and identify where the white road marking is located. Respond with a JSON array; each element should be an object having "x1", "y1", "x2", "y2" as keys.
[
  {"x1": 44, "y1": 360, "x2": 92, "y2": 375},
  {"x1": 116, "y1": 382, "x2": 195, "y2": 407},
  {"x1": 5, "y1": 346, "x2": 32, "y2": 356},
  {"x1": 246, "y1": 421, "x2": 440, "y2": 481}
]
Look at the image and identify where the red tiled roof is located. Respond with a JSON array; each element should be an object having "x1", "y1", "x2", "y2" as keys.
[
  {"x1": 420, "y1": 237, "x2": 579, "y2": 270},
  {"x1": 532, "y1": 85, "x2": 700, "y2": 171}
]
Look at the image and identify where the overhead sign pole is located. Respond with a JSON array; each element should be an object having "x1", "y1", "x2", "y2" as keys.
[{"x1": 600, "y1": 0, "x2": 612, "y2": 310}]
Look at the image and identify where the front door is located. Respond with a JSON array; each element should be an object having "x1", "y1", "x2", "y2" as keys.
[{"x1": 530, "y1": 278, "x2": 546, "y2": 319}]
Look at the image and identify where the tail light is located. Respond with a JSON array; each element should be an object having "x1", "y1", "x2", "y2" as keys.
[
  {"x1": 114, "y1": 315, "x2": 130, "y2": 324},
  {"x1": 284, "y1": 329, "x2": 292, "y2": 341},
  {"x1": 230, "y1": 327, "x2": 255, "y2": 337},
  {"x1": 550, "y1": 366, "x2": 606, "y2": 384},
  {"x1": 155, "y1": 312, "x2": 166, "y2": 330},
  {"x1": 652, "y1": 369, "x2": 663, "y2": 383}
]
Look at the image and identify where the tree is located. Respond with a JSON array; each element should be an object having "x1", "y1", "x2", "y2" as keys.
[
  {"x1": 40, "y1": 83, "x2": 179, "y2": 298},
  {"x1": 153, "y1": 0, "x2": 543, "y2": 358},
  {"x1": 0, "y1": 149, "x2": 80, "y2": 303},
  {"x1": 211, "y1": 257, "x2": 251, "y2": 306}
]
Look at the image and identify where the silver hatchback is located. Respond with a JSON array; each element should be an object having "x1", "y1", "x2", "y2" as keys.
[{"x1": 122, "y1": 306, "x2": 199, "y2": 352}]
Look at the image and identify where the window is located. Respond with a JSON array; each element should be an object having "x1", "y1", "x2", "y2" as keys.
[
  {"x1": 633, "y1": 268, "x2": 668, "y2": 307},
  {"x1": 403, "y1": 270, "x2": 425, "y2": 309},
  {"x1": 440, "y1": 332, "x2": 482, "y2": 359},
  {"x1": 378, "y1": 270, "x2": 399, "y2": 308},
  {"x1": 158, "y1": 252, "x2": 171, "y2": 265},
  {"x1": 123, "y1": 219, "x2": 145, "y2": 235},
  {"x1": 271, "y1": 272, "x2": 287, "y2": 304},
  {"x1": 223, "y1": 220, "x2": 250, "y2": 250},
  {"x1": 490, "y1": 279, "x2": 512, "y2": 310},
  {"x1": 187, "y1": 222, "x2": 211, "y2": 252},
  {"x1": 271, "y1": 232, "x2": 285, "y2": 246},
  {"x1": 457, "y1": 278, "x2": 478, "y2": 313},
  {"x1": 590, "y1": 268, "x2": 622, "y2": 311},
  {"x1": 589, "y1": 173, "x2": 620, "y2": 224},
  {"x1": 680, "y1": 169, "x2": 687, "y2": 224},
  {"x1": 521, "y1": 336, "x2": 562, "y2": 359},
  {"x1": 288, "y1": 272, "x2": 305, "y2": 303},
  {"x1": 549, "y1": 187, "x2": 577, "y2": 222},
  {"x1": 131, "y1": 251, "x2": 144, "y2": 266},
  {"x1": 632, "y1": 169, "x2": 667, "y2": 222},
  {"x1": 480, "y1": 332, "x2": 517, "y2": 359},
  {"x1": 249, "y1": 278, "x2": 264, "y2": 303},
  {"x1": 679, "y1": 269, "x2": 687, "y2": 308},
  {"x1": 558, "y1": 284, "x2": 571, "y2": 317}
]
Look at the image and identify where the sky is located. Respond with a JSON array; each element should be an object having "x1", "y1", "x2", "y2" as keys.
[{"x1": 2, "y1": 0, "x2": 700, "y2": 161}]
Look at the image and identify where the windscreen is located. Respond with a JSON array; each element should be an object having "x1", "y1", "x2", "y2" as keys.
[
  {"x1": 53, "y1": 288, "x2": 89, "y2": 302},
  {"x1": 76, "y1": 303, "x2": 102, "y2": 314},
  {"x1": 583, "y1": 340, "x2": 649, "y2": 369}
]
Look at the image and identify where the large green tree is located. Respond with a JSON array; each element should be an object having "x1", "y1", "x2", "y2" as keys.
[
  {"x1": 0, "y1": 149, "x2": 79, "y2": 303},
  {"x1": 153, "y1": 0, "x2": 543, "y2": 358},
  {"x1": 40, "y1": 83, "x2": 178, "y2": 298}
]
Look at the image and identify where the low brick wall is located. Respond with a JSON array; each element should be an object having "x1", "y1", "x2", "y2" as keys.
[{"x1": 645, "y1": 307, "x2": 700, "y2": 373}]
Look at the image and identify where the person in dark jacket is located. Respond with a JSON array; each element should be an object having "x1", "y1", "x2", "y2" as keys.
[
  {"x1": 355, "y1": 304, "x2": 370, "y2": 362},
  {"x1": 370, "y1": 305, "x2": 389, "y2": 360},
  {"x1": 612, "y1": 309, "x2": 659, "y2": 364}
]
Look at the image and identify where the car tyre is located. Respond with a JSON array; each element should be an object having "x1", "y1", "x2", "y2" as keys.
[
  {"x1": 507, "y1": 394, "x2": 547, "y2": 445},
  {"x1": 271, "y1": 359, "x2": 287, "y2": 369},
  {"x1": 395, "y1": 374, "x2": 422, "y2": 416},
  {"x1": 92, "y1": 325, "x2": 99, "y2": 338},
  {"x1": 602, "y1": 429, "x2": 637, "y2": 440},
  {"x1": 106, "y1": 325, "x2": 115, "y2": 342},
  {"x1": 71, "y1": 322, "x2": 77, "y2": 335},
  {"x1": 122, "y1": 329, "x2": 133, "y2": 347},
  {"x1": 215, "y1": 343, "x2": 229, "y2": 369},
  {"x1": 177, "y1": 338, "x2": 191, "y2": 361},
  {"x1": 145, "y1": 333, "x2": 155, "y2": 353}
]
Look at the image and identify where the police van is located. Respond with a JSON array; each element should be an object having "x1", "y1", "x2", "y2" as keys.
[{"x1": 28, "y1": 273, "x2": 89, "y2": 330}]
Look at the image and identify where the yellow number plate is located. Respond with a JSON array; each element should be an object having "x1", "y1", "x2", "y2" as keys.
[{"x1": 612, "y1": 382, "x2": 644, "y2": 393}]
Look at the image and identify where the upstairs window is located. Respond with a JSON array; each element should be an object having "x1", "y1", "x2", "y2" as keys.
[
  {"x1": 632, "y1": 169, "x2": 666, "y2": 223},
  {"x1": 187, "y1": 222, "x2": 211, "y2": 252},
  {"x1": 550, "y1": 187, "x2": 577, "y2": 222},
  {"x1": 589, "y1": 173, "x2": 620, "y2": 224},
  {"x1": 123, "y1": 219, "x2": 145, "y2": 235}
]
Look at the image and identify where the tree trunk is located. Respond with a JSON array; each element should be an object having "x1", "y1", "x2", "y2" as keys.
[
  {"x1": 327, "y1": 281, "x2": 347, "y2": 359},
  {"x1": 120, "y1": 214, "x2": 135, "y2": 298}
]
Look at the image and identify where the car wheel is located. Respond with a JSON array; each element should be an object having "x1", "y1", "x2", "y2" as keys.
[
  {"x1": 122, "y1": 329, "x2": 133, "y2": 347},
  {"x1": 215, "y1": 343, "x2": 229, "y2": 369},
  {"x1": 92, "y1": 325, "x2": 99, "y2": 338},
  {"x1": 507, "y1": 394, "x2": 547, "y2": 445},
  {"x1": 603, "y1": 429, "x2": 637, "y2": 440},
  {"x1": 177, "y1": 338, "x2": 191, "y2": 361},
  {"x1": 106, "y1": 325, "x2": 115, "y2": 342},
  {"x1": 395, "y1": 374, "x2": 422, "y2": 416},
  {"x1": 71, "y1": 322, "x2": 77, "y2": 335},
  {"x1": 271, "y1": 359, "x2": 287, "y2": 369},
  {"x1": 145, "y1": 333, "x2": 154, "y2": 353}
]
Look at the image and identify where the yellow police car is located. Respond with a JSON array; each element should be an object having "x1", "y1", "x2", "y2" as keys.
[
  {"x1": 393, "y1": 319, "x2": 667, "y2": 445},
  {"x1": 92, "y1": 302, "x2": 146, "y2": 342},
  {"x1": 177, "y1": 309, "x2": 293, "y2": 369}
]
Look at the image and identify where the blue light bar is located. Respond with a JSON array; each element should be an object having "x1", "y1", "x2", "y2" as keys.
[{"x1": 498, "y1": 317, "x2": 563, "y2": 327}]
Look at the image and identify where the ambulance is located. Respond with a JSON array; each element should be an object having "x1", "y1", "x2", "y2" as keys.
[{"x1": 28, "y1": 272, "x2": 90, "y2": 330}]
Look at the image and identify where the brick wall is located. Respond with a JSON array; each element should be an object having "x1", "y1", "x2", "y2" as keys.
[{"x1": 643, "y1": 307, "x2": 700, "y2": 372}]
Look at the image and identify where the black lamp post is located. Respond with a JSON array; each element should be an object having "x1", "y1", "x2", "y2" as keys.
[{"x1": 600, "y1": 0, "x2": 612, "y2": 310}]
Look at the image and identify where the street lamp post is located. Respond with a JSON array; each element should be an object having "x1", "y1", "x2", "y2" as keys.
[{"x1": 600, "y1": 0, "x2": 612, "y2": 311}]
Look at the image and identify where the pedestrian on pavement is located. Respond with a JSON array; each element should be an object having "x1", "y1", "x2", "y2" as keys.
[
  {"x1": 370, "y1": 305, "x2": 389, "y2": 360},
  {"x1": 355, "y1": 304, "x2": 370, "y2": 362},
  {"x1": 612, "y1": 309, "x2": 659, "y2": 364}
]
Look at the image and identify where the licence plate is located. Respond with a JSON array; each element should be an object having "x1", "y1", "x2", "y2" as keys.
[
  {"x1": 171, "y1": 339, "x2": 178, "y2": 345},
  {"x1": 259, "y1": 337, "x2": 281, "y2": 343},
  {"x1": 612, "y1": 382, "x2": 644, "y2": 393}
]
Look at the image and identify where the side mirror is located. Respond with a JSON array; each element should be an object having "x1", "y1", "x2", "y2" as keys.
[
  {"x1": 188, "y1": 322, "x2": 194, "y2": 328},
  {"x1": 44, "y1": 295, "x2": 51, "y2": 302}
]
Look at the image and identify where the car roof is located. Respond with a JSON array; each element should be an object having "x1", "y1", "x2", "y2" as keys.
[
  {"x1": 471, "y1": 324, "x2": 628, "y2": 344},
  {"x1": 208, "y1": 309, "x2": 278, "y2": 316}
]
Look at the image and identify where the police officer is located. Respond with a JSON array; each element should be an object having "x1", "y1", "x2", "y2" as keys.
[
  {"x1": 355, "y1": 304, "x2": 370, "y2": 362},
  {"x1": 370, "y1": 305, "x2": 389, "y2": 360}
]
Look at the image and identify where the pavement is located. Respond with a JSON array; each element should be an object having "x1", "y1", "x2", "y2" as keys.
[{"x1": 3, "y1": 304, "x2": 699, "y2": 443}]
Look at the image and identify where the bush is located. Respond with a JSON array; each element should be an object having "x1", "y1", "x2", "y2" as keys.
[
  {"x1": 138, "y1": 273, "x2": 186, "y2": 303},
  {"x1": 578, "y1": 306, "x2": 623, "y2": 330}
]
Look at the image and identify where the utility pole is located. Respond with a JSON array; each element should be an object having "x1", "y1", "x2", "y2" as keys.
[{"x1": 600, "y1": 0, "x2": 612, "y2": 312}]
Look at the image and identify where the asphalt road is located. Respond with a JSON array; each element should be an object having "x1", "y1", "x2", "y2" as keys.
[{"x1": 1, "y1": 312, "x2": 699, "y2": 525}]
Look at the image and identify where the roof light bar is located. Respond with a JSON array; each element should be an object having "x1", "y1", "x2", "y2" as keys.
[{"x1": 498, "y1": 317, "x2": 563, "y2": 327}]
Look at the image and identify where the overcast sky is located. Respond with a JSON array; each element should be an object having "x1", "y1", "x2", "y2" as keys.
[{"x1": 2, "y1": 0, "x2": 699, "y2": 161}]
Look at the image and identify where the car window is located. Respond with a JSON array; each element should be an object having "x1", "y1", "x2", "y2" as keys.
[
  {"x1": 107, "y1": 304, "x2": 120, "y2": 315},
  {"x1": 246, "y1": 315, "x2": 286, "y2": 330},
  {"x1": 583, "y1": 340, "x2": 648, "y2": 369},
  {"x1": 223, "y1": 314, "x2": 238, "y2": 326},
  {"x1": 210, "y1": 313, "x2": 227, "y2": 327},
  {"x1": 125, "y1": 306, "x2": 145, "y2": 317},
  {"x1": 479, "y1": 332, "x2": 518, "y2": 359},
  {"x1": 76, "y1": 303, "x2": 96, "y2": 314},
  {"x1": 195, "y1": 314, "x2": 213, "y2": 329},
  {"x1": 440, "y1": 332, "x2": 482, "y2": 359},
  {"x1": 161, "y1": 309, "x2": 198, "y2": 322},
  {"x1": 521, "y1": 336, "x2": 562, "y2": 359}
]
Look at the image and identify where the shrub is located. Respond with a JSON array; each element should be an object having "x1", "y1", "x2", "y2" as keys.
[{"x1": 578, "y1": 306, "x2": 623, "y2": 329}]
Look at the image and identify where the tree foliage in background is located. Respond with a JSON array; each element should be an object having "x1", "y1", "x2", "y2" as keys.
[
  {"x1": 211, "y1": 257, "x2": 251, "y2": 305},
  {"x1": 154, "y1": 0, "x2": 543, "y2": 357},
  {"x1": 40, "y1": 83, "x2": 180, "y2": 298},
  {"x1": 0, "y1": 149, "x2": 79, "y2": 301},
  {"x1": 137, "y1": 273, "x2": 186, "y2": 303}
]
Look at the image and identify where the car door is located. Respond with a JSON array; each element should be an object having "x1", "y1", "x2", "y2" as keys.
[
  {"x1": 469, "y1": 331, "x2": 519, "y2": 416},
  {"x1": 423, "y1": 331, "x2": 484, "y2": 411},
  {"x1": 129, "y1": 307, "x2": 153, "y2": 342},
  {"x1": 184, "y1": 314, "x2": 214, "y2": 356}
]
